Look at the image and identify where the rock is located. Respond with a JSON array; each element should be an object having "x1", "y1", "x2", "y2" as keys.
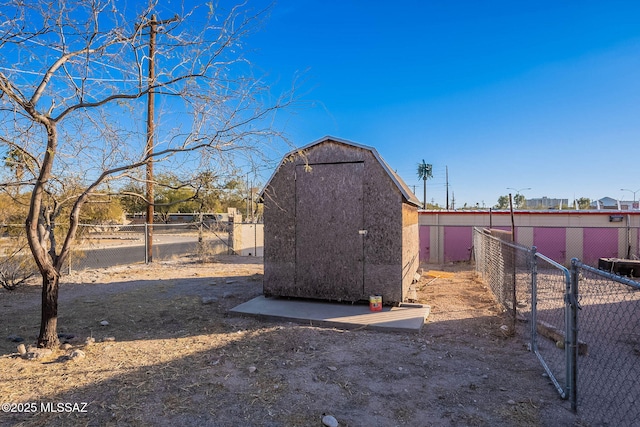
[
  {"x1": 248, "y1": 366, "x2": 257, "y2": 373},
  {"x1": 507, "y1": 399, "x2": 517, "y2": 405},
  {"x1": 58, "y1": 333, "x2": 75, "y2": 340},
  {"x1": 103, "y1": 337, "x2": 116, "y2": 342},
  {"x1": 68, "y1": 350, "x2": 86, "y2": 361},
  {"x1": 60, "y1": 343, "x2": 73, "y2": 350},
  {"x1": 17, "y1": 344, "x2": 26, "y2": 356},
  {"x1": 7, "y1": 334, "x2": 24, "y2": 343},
  {"x1": 225, "y1": 280, "x2": 237, "y2": 284},
  {"x1": 100, "y1": 320, "x2": 110, "y2": 326},
  {"x1": 25, "y1": 348, "x2": 52, "y2": 360},
  {"x1": 201, "y1": 296, "x2": 219, "y2": 305},
  {"x1": 222, "y1": 292, "x2": 234, "y2": 299},
  {"x1": 85, "y1": 337, "x2": 96, "y2": 346},
  {"x1": 322, "y1": 414, "x2": 339, "y2": 427},
  {"x1": 327, "y1": 366, "x2": 337, "y2": 371}
]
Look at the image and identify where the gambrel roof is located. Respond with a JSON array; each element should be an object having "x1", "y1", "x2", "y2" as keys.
[{"x1": 260, "y1": 136, "x2": 421, "y2": 207}]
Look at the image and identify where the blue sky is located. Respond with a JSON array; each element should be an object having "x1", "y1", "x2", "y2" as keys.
[{"x1": 239, "y1": 0, "x2": 640, "y2": 208}]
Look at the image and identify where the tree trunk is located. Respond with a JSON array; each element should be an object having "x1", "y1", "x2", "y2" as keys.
[
  {"x1": 38, "y1": 268, "x2": 60, "y2": 348},
  {"x1": 423, "y1": 177, "x2": 427, "y2": 210}
]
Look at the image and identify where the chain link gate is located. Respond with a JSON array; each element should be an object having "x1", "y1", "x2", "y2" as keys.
[
  {"x1": 530, "y1": 249, "x2": 571, "y2": 400},
  {"x1": 473, "y1": 228, "x2": 571, "y2": 400}
]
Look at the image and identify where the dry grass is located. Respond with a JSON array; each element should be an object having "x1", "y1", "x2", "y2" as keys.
[
  {"x1": 0, "y1": 257, "x2": 275, "y2": 426},
  {"x1": 0, "y1": 257, "x2": 578, "y2": 426}
]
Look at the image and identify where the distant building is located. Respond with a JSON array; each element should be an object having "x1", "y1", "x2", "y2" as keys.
[
  {"x1": 619, "y1": 200, "x2": 639, "y2": 210},
  {"x1": 526, "y1": 197, "x2": 569, "y2": 209},
  {"x1": 589, "y1": 197, "x2": 639, "y2": 210}
]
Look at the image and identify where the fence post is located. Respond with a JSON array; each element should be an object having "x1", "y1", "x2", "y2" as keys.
[
  {"x1": 144, "y1": 222, "x2": 149, "y2": 264},
  {"x1": 530, "y1": 246, "x2": 538, "y2": 353},
  {"x1": 568, "y1": 258, "x2": 580, "y2": 412}
]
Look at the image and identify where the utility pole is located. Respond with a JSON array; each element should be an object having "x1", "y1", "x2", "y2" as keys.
[
  {"x1": 246, "y1": 172, "x2": 250, "y2": 221},
  {"x1": 145, "y1": 15, "x2": 157, "y2": 263},
  {"x1": 141, "y1": 14, "x2": 178, "y2": 263},
  {"x1": 445, "y1": 166, "x2": 449, "y2": 210}
]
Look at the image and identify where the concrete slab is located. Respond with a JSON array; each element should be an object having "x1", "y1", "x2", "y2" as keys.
[{"x1": 230, "y1": 296, "x2": 431, "y2": 333}]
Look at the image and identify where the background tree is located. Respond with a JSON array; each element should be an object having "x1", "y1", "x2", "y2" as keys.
[
  {"x1": 153, "y1": 173, "x2": 199, "y2": 222},
  {"x1": 513, "y1": 193, "x2": 525, "y2": 209},
  {"x1": 576, "y1": 197, "x2": 591, "y2": 210},
  {"x1": 0, "y1": 1, "x2": 293, "y2": 348},
  {"x1": 417, "y1": 160, "x2": 433, "y2": 210},
  {"x1": 495, "y1": 195, "x2": 509, "y2": 209},
  {"x1": 119, "y1": 180, "x2": 148, "y2": 215},
  {"x1": 118, "y1": 171, "x2": 247, "y2": 217},
  {"x1": 495, "y1": 194, "x2": 525, "y2": 209}
]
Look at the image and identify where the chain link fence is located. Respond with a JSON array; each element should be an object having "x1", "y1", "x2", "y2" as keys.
[
  {"x1": 570, "y1": 260, "x2": 640, "y2": 426},
  {"x1": 70, "y1": 222, "x2": 232, "y2": 272},
  {"x1": 474, "y1": 227, "x2": 640, "y2": 425},
  {"x1": 0, "y1": 221, "x2": 235, "y2": 278},
  {"x1": 473, "y1": 228, "x2": 533, "y2": 333}
]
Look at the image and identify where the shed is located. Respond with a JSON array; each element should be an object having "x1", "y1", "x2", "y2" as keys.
[{"x1": 260, "y1": 136, "x2": 421, "y2": 304}]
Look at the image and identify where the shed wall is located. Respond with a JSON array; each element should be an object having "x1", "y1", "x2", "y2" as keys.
[
  {"x1": 263, "y1": 157, "x2": 297, "y2": 294},
  {"x1": 402, "y1": 204, "x2": 420, "y2": 299}
]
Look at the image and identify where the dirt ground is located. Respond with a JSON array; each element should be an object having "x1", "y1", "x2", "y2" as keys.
[{"x1": 0, "y1": 255, "x2": 581, "y2": 426}]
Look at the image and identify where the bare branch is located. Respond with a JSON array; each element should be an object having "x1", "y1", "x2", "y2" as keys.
[{"x1": 0, "y1": 0, "x2": 295, "y2": 348}]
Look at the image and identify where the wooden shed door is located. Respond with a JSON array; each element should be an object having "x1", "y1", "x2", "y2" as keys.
[{"x1": 295, "y1": 162, "x2": 364, "y2": 300}]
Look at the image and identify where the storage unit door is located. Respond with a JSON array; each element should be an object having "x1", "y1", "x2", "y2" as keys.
[{"x1": 295, "y1": 162, "x2": 364, "y2": 300}]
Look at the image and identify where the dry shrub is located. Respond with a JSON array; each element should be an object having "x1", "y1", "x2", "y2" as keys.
[
  {"x1": 0, "y1": 252, "x2": 35, "y2": 291},
  {"x1": 195, "y1": 240, "x2": 219, "y2": 263}
]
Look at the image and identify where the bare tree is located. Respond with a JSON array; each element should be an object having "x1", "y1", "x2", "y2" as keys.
[{"x1": 0, "y1": 0, "x2": 293, "y2": 348}]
